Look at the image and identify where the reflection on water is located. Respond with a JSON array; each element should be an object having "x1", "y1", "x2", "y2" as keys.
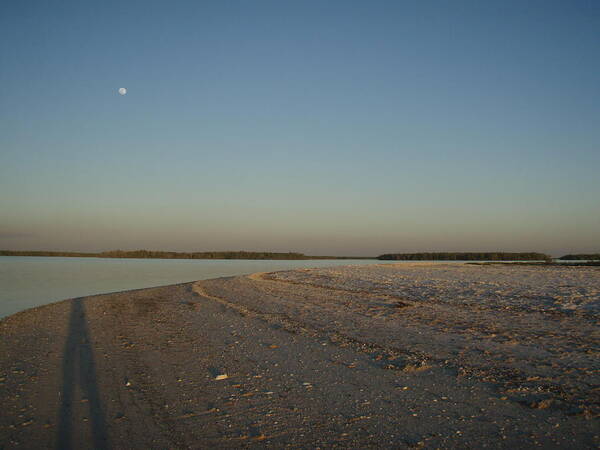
[{"x1": 0, "y1": 256, "x2": 390, "y2": 318}]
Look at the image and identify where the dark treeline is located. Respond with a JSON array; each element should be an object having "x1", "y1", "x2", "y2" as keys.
[
  {"x1": 0, "y1": 249, "x2": 372, "y2": 260},
  {"x1": 558, "y1": 254, "x2": 600, "y2": 260},
  {"x1": 0, "y1": 250, "x2": 97, "y2": 257},
  {"x1": 377, "y1": 252, "x2": 551, "y2": 261},
  {"x1": 97, "y1": 250, "x2": 310, "y2": 260}
]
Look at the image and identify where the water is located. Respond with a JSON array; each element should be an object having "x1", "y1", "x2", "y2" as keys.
[{"x1": 0, "y1": 256, "x2": 390, "y2": 318}]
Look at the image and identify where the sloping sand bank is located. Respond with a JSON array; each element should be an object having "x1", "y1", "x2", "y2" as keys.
[{"x1": 1, "y1": 264, "x2": 598, "y2": 448}]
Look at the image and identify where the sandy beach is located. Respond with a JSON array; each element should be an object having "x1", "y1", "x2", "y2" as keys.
[{"x1": 1, "y1": 263, "x2": 598, "y2": 448}]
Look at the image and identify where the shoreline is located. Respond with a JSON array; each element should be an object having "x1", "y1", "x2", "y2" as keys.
[
  {"x1": 1, "y1": 263, "x2": 598, "y2": 448},
  {"x1": 0, "y1": 258, "x2": 392, "y2": 320}
]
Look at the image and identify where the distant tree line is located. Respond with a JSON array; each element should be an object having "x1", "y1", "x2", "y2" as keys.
[
  {"x1": 97, "y1": 250, "x2": 310, "y2": 260},
  {"x1": 377, "y1": 252, "x2": 551, "y2": 261},
  {"x1": 558, "y1": 254, "x2": 600, "y2": 261},
  {"x1": 12, "y1": 249, "x2": 594, "y2": 262},
  {"x1": 0, "y1": 250, "x2": 97, "y2": 257},
  {"x1": 0, "y1": 249, "x2": 371, "y2": 260}
]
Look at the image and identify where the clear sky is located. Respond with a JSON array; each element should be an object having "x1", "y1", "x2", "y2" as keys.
[{"x1": 1, "y1": 0, "x2": 599, "y2": 256}]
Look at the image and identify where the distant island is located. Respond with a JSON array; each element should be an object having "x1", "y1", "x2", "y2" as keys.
[
  {"x1": 4, "y1": 250, "x2": 598, "y2": 262},
  {"x1": 0, "y1": 250, "x2": 373, "y2": 260},
  {"x1": 377, "y1": 252, "x2": 551, "y2": 261},
  {"x1": 558, "y1": 254, "x2": 600, "y2": 260}
]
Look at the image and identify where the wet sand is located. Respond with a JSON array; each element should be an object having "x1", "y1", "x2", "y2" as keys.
[{"x1": 0, "y1": 263, "x2": 598, "y2": 448}]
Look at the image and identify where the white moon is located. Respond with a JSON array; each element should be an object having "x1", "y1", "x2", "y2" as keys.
[{"x1": 118, "y1": 87, "x2": 127, "y2": 95}]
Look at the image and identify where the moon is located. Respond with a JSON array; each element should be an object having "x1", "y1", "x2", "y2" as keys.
[{"x1": 118, "y1": 87, "x2": 127, "y2": 96}]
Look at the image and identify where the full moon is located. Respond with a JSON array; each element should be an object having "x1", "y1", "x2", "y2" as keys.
[{"x1": 118, "y1": 87, "x2": 127, "y2": 96}]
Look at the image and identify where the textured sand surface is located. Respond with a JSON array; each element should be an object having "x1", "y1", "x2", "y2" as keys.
[{"x1": 0, "y1": 263, "x2": 598, "y2": 448}]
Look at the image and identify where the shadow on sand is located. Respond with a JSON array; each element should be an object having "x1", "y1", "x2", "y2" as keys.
[{"x1": 56, "y1": 298, "x2": 109, "y2": 449}]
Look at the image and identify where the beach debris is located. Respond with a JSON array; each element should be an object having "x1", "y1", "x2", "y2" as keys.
[
  {"x1": 215, "y1": 374, "x2": 229, "y2": 381},
  {"x1": 348, "y1": 415, "x2": 371, "y2": 423}
]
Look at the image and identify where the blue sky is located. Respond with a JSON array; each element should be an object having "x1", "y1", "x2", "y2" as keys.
[{"x1": 1, "y1": 0, "x2": 599, "y2": 256}]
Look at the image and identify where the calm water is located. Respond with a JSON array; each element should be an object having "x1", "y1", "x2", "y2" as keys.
[{"x1": 0, "y1": 256, "x2": 390, "y2": 318}]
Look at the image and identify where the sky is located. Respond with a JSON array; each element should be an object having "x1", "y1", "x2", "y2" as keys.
[{"x1": 1, "y1": 0, "x2": 599, "y2": 256}]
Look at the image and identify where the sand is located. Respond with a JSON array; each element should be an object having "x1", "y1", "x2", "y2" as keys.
[{"x1": 0, "y1": 263, "x2": 598, "y2": 448}]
